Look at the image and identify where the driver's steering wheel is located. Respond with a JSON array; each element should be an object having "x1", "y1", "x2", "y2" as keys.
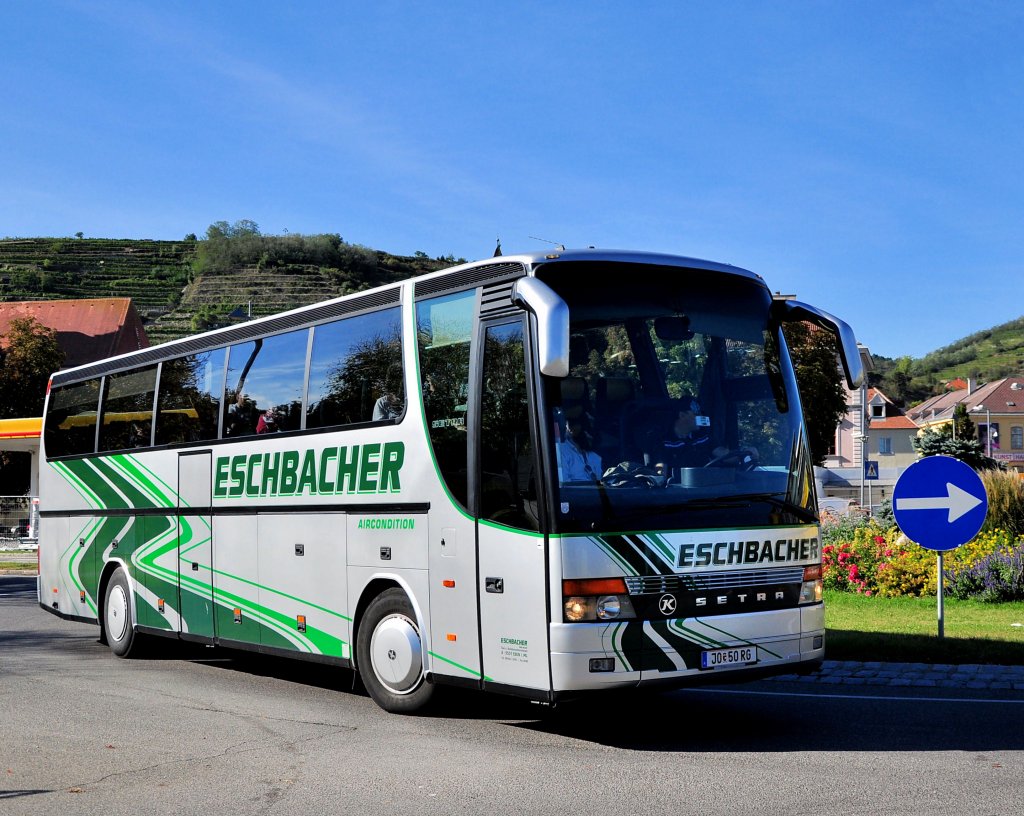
[{"x1": 704, "y1": 448, "x2": 759, "y2": 471}]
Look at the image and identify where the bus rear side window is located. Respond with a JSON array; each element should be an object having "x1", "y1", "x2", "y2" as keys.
[
  {"x1": 99, "y1": 366, "x2": 158, "y2": 452},
  {"x1": 44, "y1": 379, "x2": 101, "y2": 458},
  {"x1": 155, "y1": 349, "x2": 226, "y2": 445}
]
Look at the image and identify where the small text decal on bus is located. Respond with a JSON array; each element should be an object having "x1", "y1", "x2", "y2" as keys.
[
  {"x1": 676, "y1": 536, "x2": 819, "y2": 569},
  {"x1": 214, "y1": 442, "x2": 404, "y2": 499}
]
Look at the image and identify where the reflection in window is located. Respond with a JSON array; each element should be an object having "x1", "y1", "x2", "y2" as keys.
[
  {"x1": 155, "y1": 349, "x2": 225, "y2": 445},
  {"x1": 100, "y1": 366, "x2": 158, "y2": 451},
  {"x1": 480, "y1": 321, "x2": 538, "y2": 530},
  {"x1": 44, "y1": 379, "x2": 101, "y2": 458},
  {"x1": 307, "y1": 308, "x2": 404, "y2": 429},
  {"x1": 417, "y1": 290, "x2": 475, "y2": 509},
  {"x1": 223, "y1": 331, "x2": 308, "y2": 437}
]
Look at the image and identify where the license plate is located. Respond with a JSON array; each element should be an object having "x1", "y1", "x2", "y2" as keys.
[{"x1": 700, "y1": 646, "x2": 757, "y2": 669}]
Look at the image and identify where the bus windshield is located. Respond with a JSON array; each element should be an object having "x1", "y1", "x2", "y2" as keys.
[{"x1": 537, "y1": 261, "x2": 815, "y2": 533}]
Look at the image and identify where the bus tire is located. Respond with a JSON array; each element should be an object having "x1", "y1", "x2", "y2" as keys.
[
  {"x1": 103, "y1": 570, "x2": 138, "y2": 657},
  {"x1": 357, "y1": 588, "x2": 434, "y2": 713}
]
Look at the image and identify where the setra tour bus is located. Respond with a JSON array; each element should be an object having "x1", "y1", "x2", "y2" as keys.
[{"x1": 38, "y1": 249, "x2": 862, "y2": 713}]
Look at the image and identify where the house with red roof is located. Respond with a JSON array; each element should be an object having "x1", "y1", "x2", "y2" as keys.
[
  {"x1": 0, "y1": 297, "x2": 148, "y2": 368},
  {"x1": 908, "y1": 377, "x2": 1024, "y2": 472}
]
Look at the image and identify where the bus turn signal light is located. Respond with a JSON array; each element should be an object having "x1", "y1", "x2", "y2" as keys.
[
  {"x1": 799, "y1": 565, "x2": 823, "y2": 604},
  {"x1": 562, "y1": 578, "x2": 628, "y2": 596}
]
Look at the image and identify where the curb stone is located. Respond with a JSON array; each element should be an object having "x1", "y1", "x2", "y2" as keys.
[{"x1": 770, "y1": 659, "x2": 1024, "y2": 691}]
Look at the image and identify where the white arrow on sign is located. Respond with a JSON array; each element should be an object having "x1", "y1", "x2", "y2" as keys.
[{"x1": 895, "y1": 481, "x2": 983, "y2": 523}]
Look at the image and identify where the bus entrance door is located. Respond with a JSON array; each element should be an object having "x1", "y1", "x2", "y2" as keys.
[
  {"x1": 177, "y1": 451, "x2": 215, "y2": 640},
  {"x1": 476, "y1": 319, "x2": 551, "y2": 695}
]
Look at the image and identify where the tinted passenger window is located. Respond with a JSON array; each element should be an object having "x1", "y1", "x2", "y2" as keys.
[
  {"x1": 223, "y1": 330, "x2": 308, "y2": 438},
  {"x1": 44, "y1": 379, "x2": 101, "y2": 458},
  {"x1": 307, "y1": 308, "x2": 404, "y2": 429},
  {"x1": 155, "y1": 349, "x2": 225, "y2": 445},
  {"x1": 99, "y1": 366, "x2": 158, "y2": 451},
  {"x1": 417, "y1": 291, "x2": 475, "y2": 509}
]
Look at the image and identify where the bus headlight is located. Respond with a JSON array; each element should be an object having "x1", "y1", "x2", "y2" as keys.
[
  {"x1": 596, "y1": 594, "x2": 636, "y2": 620},
  {"x1": 562, "y1": 578, "x2": 636, "y2": 622},
  {"x1": 799, "y1": 565, "x2": 823, "y2": 604}
]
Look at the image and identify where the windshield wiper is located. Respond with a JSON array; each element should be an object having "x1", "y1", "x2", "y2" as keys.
[
  {"x1": 708, "y1": 492, "x2": 819, "y2": 524},
  {"x1": 589, "y1": 489, "x2": 819, "y2": 528},
  {"x1": 595, "y1": 492, "x2": 817, "y2": 526}
]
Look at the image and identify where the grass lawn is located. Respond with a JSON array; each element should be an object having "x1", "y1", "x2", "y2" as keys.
[
  {"x1": 0, "y1": 561, "x2": 37, "y2": 574},
  {"x1": 825, "y1": 589, "x2": 1024, "y2": 665}
]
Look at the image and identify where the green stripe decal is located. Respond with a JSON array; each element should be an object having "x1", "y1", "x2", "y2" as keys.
[{"x1": 427, "y1": 650, "x2": 489, "y2": 681}]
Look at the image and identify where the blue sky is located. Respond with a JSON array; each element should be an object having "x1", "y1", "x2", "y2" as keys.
[{"x1": 3, "y1": 1, "x2": 1022, "y2": 359}]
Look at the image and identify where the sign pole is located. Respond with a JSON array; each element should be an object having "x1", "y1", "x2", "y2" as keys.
[{"x1": 893, "y1": 456, "x2": 988, "y2": 648}]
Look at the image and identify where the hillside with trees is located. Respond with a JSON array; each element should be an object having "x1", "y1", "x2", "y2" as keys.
[{"x1": 870, "y1": 316, "x2": 1024, "y2": 406}]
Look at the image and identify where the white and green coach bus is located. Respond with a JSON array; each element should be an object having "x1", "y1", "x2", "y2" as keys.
[{"x1": 38, "y1": 249, "x2": 862, "y2": 713}]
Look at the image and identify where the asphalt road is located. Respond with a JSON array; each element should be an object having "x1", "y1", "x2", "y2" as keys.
[{"x1": 2, "y1": 574, "x2": 1023, "y2": 815}]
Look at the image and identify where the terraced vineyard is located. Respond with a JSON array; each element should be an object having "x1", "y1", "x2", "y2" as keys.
[
  {"x1": 0, "y1": 238, "x2": 193, "y2": 321},
  {"x1": 0, "y1": 237, "x2": 448, "y2": 347}
]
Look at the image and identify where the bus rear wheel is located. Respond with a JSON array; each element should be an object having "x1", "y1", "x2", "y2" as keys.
[
  {"x1": 357, "y1": 588, "x2": 434, "y2": 713},
  {"x1": 104, "y1": 570, "x2": 139, "y2": 657}
]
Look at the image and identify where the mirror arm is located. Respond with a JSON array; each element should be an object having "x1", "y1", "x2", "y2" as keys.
[
  {"x1": 774, "y1": 299, "x2": 864, "y2": 389},
  {"x1": 513, "y1": 277, "x2": 570, "y2": 377}
]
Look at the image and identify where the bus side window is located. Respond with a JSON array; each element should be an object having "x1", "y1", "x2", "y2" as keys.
[
  {"x1": 44, "y1": 379, "x2": 101, "y2": 458},
  {"x1": 416, "y1": 290, "x2": 475, "y2": 511},
  {"x1": 99, "y1": 365, "x2": 158, "y2": 452},
  {"x1": 307, "y1": 307, "x2": 404, "y2": 430},
  {"x1": 155, "y1": 350, "x2": 225, "y2": 445},
  {"x1": 222, "y1": 331, "x2": 308, "y2": 437}
]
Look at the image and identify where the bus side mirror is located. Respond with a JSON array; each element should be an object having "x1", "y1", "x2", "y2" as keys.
[
  {"x1": 513, "y1": 277, "x2": 570, "y2": 377},
  {"x1": 774, "y1": 299, "x2": 864, "y2": 389}
]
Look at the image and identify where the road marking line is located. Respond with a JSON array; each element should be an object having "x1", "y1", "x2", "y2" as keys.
[{"x1": 682, "y1": 688, "x2": 1024, "y2": 705}]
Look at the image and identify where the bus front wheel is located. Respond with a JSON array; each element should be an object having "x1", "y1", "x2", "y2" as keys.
[
  {"x1": 103, "y1": 570, "x2": 139, "y2": 657},
  {"x1": 357, "y1": 588, "x2": 434, "y2": 713}
]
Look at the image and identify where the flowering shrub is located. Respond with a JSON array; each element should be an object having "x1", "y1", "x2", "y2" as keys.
[
  {"x1": 874, "y1": 539, "x2": 936, "y2": 597},
  {"x1": 819, "y1": 515, "x2": 1024, "y2": 599},
  {"x1": 821, "y1": 521, "x2": 899, "y2": 595},
  {"x1": 947, "y1": 538, "x2": 1024, "y2": 602}
]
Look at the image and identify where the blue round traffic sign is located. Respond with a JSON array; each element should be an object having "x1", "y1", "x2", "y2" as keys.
[{"x1": 892, "y1": 455, "x2": 988, "y2": 551}]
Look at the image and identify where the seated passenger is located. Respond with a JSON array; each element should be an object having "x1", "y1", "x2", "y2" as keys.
[
  {"x1": 559, "y1": 418, "x2": 603, "y2": 483},
  {"x1": 226, "y1": 392, "x2": 257, "y2": 437}
]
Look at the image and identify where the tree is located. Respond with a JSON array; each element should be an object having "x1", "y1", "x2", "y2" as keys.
[
  {"x1": 0, "y1": 317, "x2": 65, "y2": 418},
  {"x1": 912, "y1": 420, "x2": 999, "y2": 471},
  {"x1": 950, "y1": 403, "x2": 976, "y2": 442},
  {"x1": 783, "y1": 322, "x2": 847, "y2": 466}
]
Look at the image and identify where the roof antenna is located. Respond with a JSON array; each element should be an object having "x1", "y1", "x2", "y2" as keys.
[
  {"x1": 493, "y1": 237, "x2": 502, "y2": 257},
  {"x1": 529, "y1": 235, "x2": 565, "y2": 251}
]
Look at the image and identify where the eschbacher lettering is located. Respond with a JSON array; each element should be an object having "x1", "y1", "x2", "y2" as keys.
[
  {"x1": 677, "y1": 536, "x2": 820, "y2": 569},
  {"x1": 214, "y1": 442, "x2": 405, "y2": 499}
]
